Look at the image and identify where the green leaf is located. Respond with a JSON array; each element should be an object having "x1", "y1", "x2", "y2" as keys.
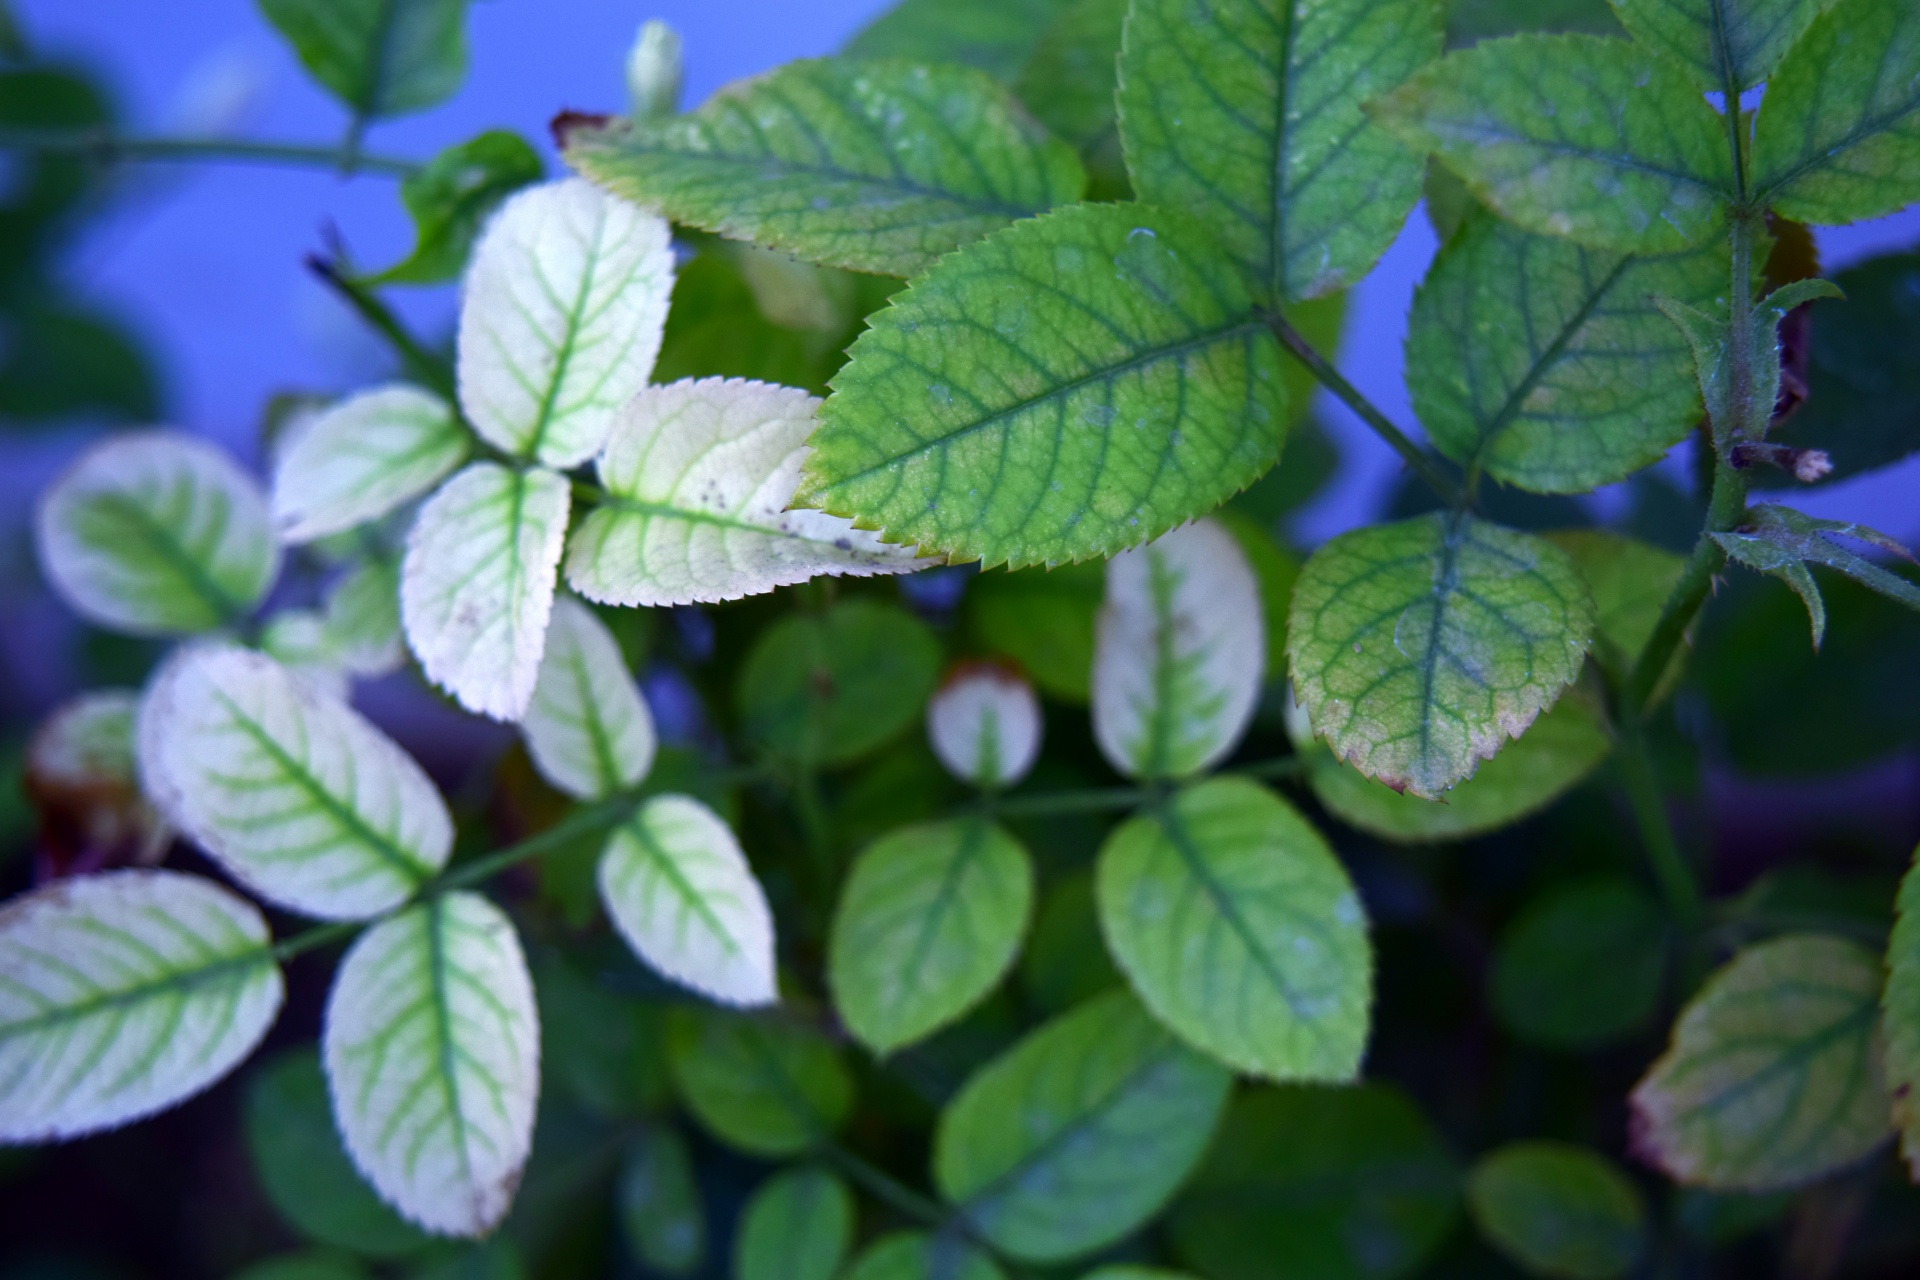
[
  {"x1": 1764, "y1": 248, "x2": 1920, "y2": 486},
  {"x1": 934, "y1": 990, "x2": 1232, "y2": 1262},
  {"x1": 1406, "y1": 209, "x2": 1726, "y2": 492},
  {"x1": 926, "y1": 665, "x2": 1045, "y2": 786},
  {"x1": 0, "y1": 869, "x2": 283, "y2": 1142},
  {"x1": 966, "y1": 560, "x2": 1105, "y2": 703},
  {"x1": 139, "y1": 645, "x2": 452, "y2": 920},
  {"x1": 563, "y1": 59, "x2": 1083, "y2": 279},
  {"x1": 271, "y1": 384, "x2": 467, "y2": 544},
  {"x1": 1167, "y1": 1083, "x2": 1461, "y2": 1280},
  {"x1": 521, "y1": 597, "x2": 656, "y2": 801},
  {"x1": 1369, "y1": 34, "x2": 1731, "y2": 252},
  {"x1": 256, "y1": 0, "x2": 468, "y2": 120},
  {"x1": 1081, "y1": 1270, "x2": 1197, "y2": 1280},
  {"x1": 1710, "y1": 504, "x2": 1920, "y2": 648},
  {"x1": 829, "y1": 818, "x2": 1035, "y2": 1054},
  {"x1": 736, "y1": 600, "x2": 942, "y2": 767},
  {"x1": 1117, "y1": 0, "x2": 1443, "y2": 303},
  {"x1": 734, "y1": 1166, "x2": 855, "y2": 1280},
  {"x1": 456, "y1": 179, "x2": 674, "y2": 469},
  {"x1": 0, "y1": 302, "x2": 158, "y2": 424},
  {"x1": 1449, "y1": 0, "x2": 1623, "y2": 44},
  {"x1": 1547, "y1": 530, "x2": 1689, "y2": 687},
  {"x1": 533, "y1": 954, "x2": 669, "y2": 1116},
  {"x1": 36, "y1": 431, "x2": 280, "y2": 635},
  {"x1": 1287, "y1": 513, "x2": 1595, "y2": 798},
  {"x1": 1750, "y1": 0, "x2": 1920, "y2": 225},
  {"x1": 400, "y1": 462, "x2": 571, "y2": 721},
  {"x1": 666, "y1": 1006, "x2": 853, "y2": 1157},
  {"x1": 1630, "y1": 933, "x2": 1892, "y2": 1190},
  {"x1": 1886, "y1": 843, "x2": 1920, "y2": 1181},
  {"x1": 843, "y1": 0, "x2": 1071, "y2": 81},
  {"x1": 1096, "y1": 777, "x2": 1371, "y2": 1080},
  {"x1": 800, "y1": 202, "x2": 1290, "y2": 569},
  {"x1": 841, "y1": 1232, "x2": 1008, "y2": 1280},
  {"x1": 1609, "y1": 0, "x2": 1830, "y2": 92},
  {"x1": 324, "y1": 892, "x2": 540, "y2": 1237},
  {"x1": 1014, "y1": 0, "x2": 1131, "y2": 199},
  {"x1": 599, "y1": 794, "x2": 778, "y2": 1007},
  {"x1": 1295, "y1": 692, "x2": 1612, "y2": 843},
  {"x1": 564, "y1": 378, "x2": 926, "y2": 608},
  {"x1": 1216, "y1": 508, "x2": 1301, "y2": 681},
  {"x1": 1467, "y1": 1142, "x2": 1647, "y2": 1280},
  {"x1": 1491, "y1": 876, "x2": 1666, "y2": 1050},
  {"x1": 245, "y1": 1049, "x2": 430, "y2": 1257},
  {"x1": 233, "y1": 1252, "x2": 373, "y2": 1280},
  {"x1": 1653, "y1": 280, "x2": 1837, "y2": 444},
  {"x1": 617, "y1": 1128, "x2": 705, "y2": 1275},
  {"x1": 370, "y1": 131, "x2": 544, "y2": 286}
]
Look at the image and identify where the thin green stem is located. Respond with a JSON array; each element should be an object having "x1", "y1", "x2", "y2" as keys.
[
  {"x1": 818, "y1": 1142, "x2": 949, "y2": 1227},
  {"x1": 987, "y1": 786, "x2": 1145, "y2": 818},
  {"x1": 0, "y1": 127, "x2": 418, "y2": 177},
  {"x1": 1620, "y1": 457, "x2": 1748, "y2": 712},
  {"x1": 1614, "y1": 719, "x2": 1704, "y2": 931},
  {"x1": 1264, "y1": 310, "x2": 1467, "y2": 508},
  {"x1": 432, "y1": 794, "x2": 643, "y2": 895},
  {"x1": 271, "y1": 920, "x2": 362, "y2": 963},
  {"x1": 305, "y1": 255, "x2": 457, "y2": 401}
]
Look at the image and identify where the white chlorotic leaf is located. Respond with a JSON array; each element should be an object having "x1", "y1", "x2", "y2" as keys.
[
  {"x1": 457, "y1": 177, "x2": 675, "y2": 468},
  {"x1": 598, "y1": 794, "x2": 777, "y2": 1007},
  {"x1": 401, "y1": 462, "x2": 571, "y2": 721},
  {"x1": 324, "y1": 891, "x2": 540, "y2": 1237},
  {"x1": 323, "y1": 558, "x2": 407, "y2": 678},
  {"x1": 521, "y1": 596, "x2": 657, "y2": 800},
  {"x1": 565, "y1": 377, "x2": 928, "y2": 607},
  {"x1": 138, "y1": 645, "x2": 453, "y2": 921},
  {"x1": 1092, "y1": 518, "x2": 1264, "y2": 780},
  {"x1": 926, "y1": 663, "x2": 1043, "y2": 787},
  {"x1": 26, "y1": 690, "x2": 170, "y2": 863},
  {"x1": 271, "y1": 385, "x2": 468, "y2": 544},
  {"x1": 260, "y1": 609, "x2": 352, "y2": 701},
  {"x1": 36, "y1": 431, "x2": 280, "y2": 636},
  {"x1": 0, "y1": 869, "x2": 283, "y2": 1142}
]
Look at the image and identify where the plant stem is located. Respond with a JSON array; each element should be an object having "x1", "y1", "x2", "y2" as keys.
[
  {"x1": 1620, "y1": 458, "x2": 1747, "y2": 711},
  {"x1": 1614, "y1": 719, "x2": 1703, "y2": 930},
  {"x1": 1264, "y1": 310, "x2": 1467, "y2": 508},
  {"x1": 432, "y1": 795, "x2": 643, "y2": 895},
  {"x1": 305, "y1": 255, "x2": 458, "y2": 401},
  {"x1": 988, "y1": 786, "x2": 1145, "y2": 818},
  {"x1": 819, "y1": 1142, "x2": 949, "y2": 1227},
  {"x1": 0, "y1": 127, "x2": 417, "y2": 177}
]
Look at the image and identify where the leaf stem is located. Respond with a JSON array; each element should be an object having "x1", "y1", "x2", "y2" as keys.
[
  {"x1": 1613, "y1": 719, "x2": 1704, "y2": 930},
  {"x1": 305, "y1": 255, "x2": 458, "y2": 401},
  {"x1": 818, "y1": 1142, "x2": 949, "y2": 1227},
  {"x1": 431, "y1": 794, "x2": 644, "y2": 895},
  {"x1": 0, "y1": 127, "x2": 418, "y2": 177},
  {"x1": 987, "y1": 786, "x2": 1145, "y2": 818},
  {"x1": 1263, "y1": 310, "x2": 1467, "y2": 508}
]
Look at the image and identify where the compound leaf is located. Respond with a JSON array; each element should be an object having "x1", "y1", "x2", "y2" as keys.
[
  {"x1": 800, "y1": 203, "x2": 1289, "y2": 569},
  {"x1": 565, "y1": 378, "x2": 925, "y2": 608},
  {"x1": 36, "y1": 431, "x2": 279, "y2": 635},
  {"x1": 926, "y1": 663, "x2": 1044, "y2": 786},
  {"x1": 1287, "y1": 513, "x2": 1594, "y2": 798},
  {"x1": 666, "y1": 1006, "x2": 853, "y2": 1157},
  {"x1": 1096, "y1": 777, "x2": 1371, "y2": 1080},
  {"x1": 1750, "y1": 0, "x2": 1920, "y2": 226},
  {"x1": 1406, "y1": 209, "x2": 1726, "y2": 493},
  {"x1": 1118, "y1": 0, "x2": 1444, "y2": 303},
  {"x1": 0, "y1": 869, "x2": 283, "y2": 1142},
  {"x1": 1467, "y1": 1142, "x2": 1647, "y2": 1280},
  {"x1": 457, "y1": 179, "x2": 674, "y2": 468},
  {"x1": 1710, "y1": 505, "x2": 1920, "y2": 649},
  {"x1": 563, "y1": 58, "x2": 1083, "y2": 278},
  {"x1": 401, "y1": 462, "x2": 571, "y2": 721},
  {"x1": 324, "y1": 892, "x2": 539, "y2": 1237},
  {"x1": 1370, "y1": 34, "x2": 1731, "y2": 252},
  {"x1": 1887, "y1": 843, "x2": 1920, "y2": 1179},
  {"x1": 257, "y1": 0, "x2": 468, "y2": 120},
  {"x1": 735, "y1": 1166, "x2": 854, "y2": 1280},
  {"x1": 599, "y1": 794, "x2": 777, "y2": 1007},
  {"x1": 1631, "y1": 933, "x2": 1891, "y2": 1190},
  {"x1": 138, "y1": 645, "x2": 452, "y2": 920},
  {"x1": 370, "y1": 130, "x2": 544, "y2": 286},
  {"x1": 1092, "y1": 518, "x2": 1264, "y2": 780},
  {"x1": 271, "y1": 385, "x2": 467, "y2": 544},
  {"x1": 1167, "y1": 1084, "x2": 1461, "y2": 1280},
  {"x1": 1609, "y1": 0, "x2": 1830, "y2": 92},
  {"x1": 245, "y1": 1049, "x2": 430, "y2": 1257},
  {"x1": 829, "y1": 818, "x2": 1035, "y2": 1055},
  {"x1": 521, "y1": 597, "x2": 656, "y2": 801},
  {"x1": 934, "y1": 990, "x2": 1232, "y2": 1262}
]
